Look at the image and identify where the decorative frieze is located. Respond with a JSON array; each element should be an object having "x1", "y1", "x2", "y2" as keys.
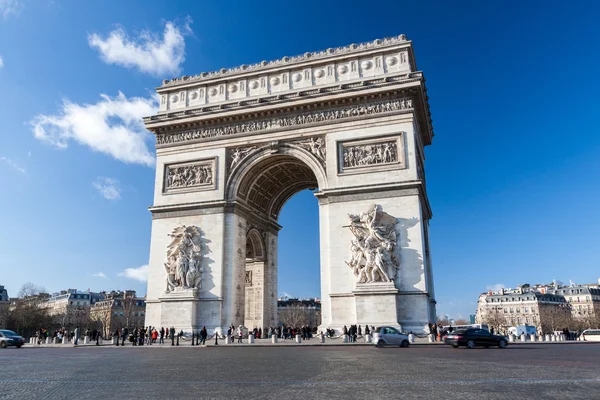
[
  {"x1": 163, "y1": 159, "x2": 216, "y2": 193},
  {"x1": 338, "y1": 134, "x2": 405, "y2": 173},
  {"x1": 156, "y1": 97, "x2": 413, "y2": 146}
]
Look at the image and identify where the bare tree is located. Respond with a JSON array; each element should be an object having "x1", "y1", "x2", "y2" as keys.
[
  {"x1": 540, "y1": 304, "x2": 571, "y2": 334},
  {"x1": 5, "y1": 283, "x2": 52, "y2": 338},
  {"x1": 279, "y1": 305, "x2": 308, "y2": 328},
  {"x1": 481, "y1": 307, "x2": 507, "y2": 333}
]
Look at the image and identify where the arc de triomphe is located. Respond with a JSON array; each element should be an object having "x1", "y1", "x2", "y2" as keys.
[{"x1": 143, "y1": 35, "x2": 436, "y2": 334}]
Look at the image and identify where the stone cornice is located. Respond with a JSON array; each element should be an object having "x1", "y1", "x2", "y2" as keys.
[
  {"x1": 160, "y1": 35, "x2": 411, "y2": 88},
  {"x1": 154, "y1": 93, "x2": 418, "y2": 148},
  {"x1": 145, "y1": 72, "x2": 424, "y2": 126}
]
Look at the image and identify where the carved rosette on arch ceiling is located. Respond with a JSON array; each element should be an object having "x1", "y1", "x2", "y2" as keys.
[
  {"x1": 345, "y1": 205, "x2": 400, "y2": 284},
  {"x1": 164, "y1": 225, "x2": 205, "y2": 294}
]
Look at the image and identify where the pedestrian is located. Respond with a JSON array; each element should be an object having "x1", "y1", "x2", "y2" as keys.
[
  {"x1": 237, "y1": 326, "x2": 243, "y2": 343},
  {"x1": 74, "y1": 326, "x2": 80, "y2": 346},
  {"x1": 170, "y1": 326, "x2": 175, "y2": 346},
  {"x1": 115, "y1": 329, "x2": 120, "y2": 346},
  {"x1": 121, "y1": 327, "x2": 128, "y2": 346},
  {"x1": 200, "y1": 326, "x2": 207, "y2": 345},
  {"x1": 358, "y1": 325, "x2": 362, "y2": 337},
  {"x1": 160, "y1": 327, "x2": 165, "y2": 345}
]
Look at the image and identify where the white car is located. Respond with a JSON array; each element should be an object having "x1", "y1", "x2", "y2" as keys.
[{"x1": 373, "y1": 326, "x2": 410, "y2": 347}]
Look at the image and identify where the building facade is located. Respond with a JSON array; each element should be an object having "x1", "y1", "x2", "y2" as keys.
[
  {"x1": 277, "y1": 298, "x2": 321, "y2": 328},
  {"x1": 38, "y1": 289, "x2": 94, "y2": 329},
  {"x1": 89, "y1": 291, "x2": 146, "y2": 337},
  {"x1": 476, "y1": 280, "x2": 600, "y2": 333},
  {"x1": 0, "y1": 285, "x2": 9, "y2": 328}
]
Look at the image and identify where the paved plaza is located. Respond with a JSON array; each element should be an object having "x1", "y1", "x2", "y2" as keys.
[{"x1": 1, "y1": 343, "x2": 599, "y2": 399}]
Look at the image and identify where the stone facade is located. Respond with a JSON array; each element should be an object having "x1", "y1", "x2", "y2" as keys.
[
  {"x1": 144, "y1": 35, "x2": 436, "y2": 334},
  {"x1": 89, "y1": 291, "x2": 146, "y2": 337},
  {"x1": 0, "y1": 285, "x2": 9, "y2": 328}
]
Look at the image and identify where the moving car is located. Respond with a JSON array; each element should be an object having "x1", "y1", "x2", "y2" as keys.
[
  {"x1": 373, "y1": 326, "x2": 410, "y2": 348},
  {"x1": 444, "y1": 328, "x2": 508, "y2": 349},
  {"x1": 0, "y1": 330, "x2": 25, "y2": 348},
  {"x1": 580, "y1": 329, "x2": 600, "y2": 342}
]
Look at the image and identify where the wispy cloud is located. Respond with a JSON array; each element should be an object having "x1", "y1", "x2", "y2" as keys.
[
  {"x1": 486, "y1": 283, "x2": 505, "y2": 292},
  {"x1": 0, "y1": 156, "x2": 26, "y2": 174},
  {"x1": 0, "y1": 0, "x2": 23, "y2": 19},
  {"x1": 0, "y1": 55, "x2": 3, "y2": 68},
  {"x1": 92, "y1": 272, "x2": 106, "y2": 278},
  {"x1": 30, "y1": 92, "x2": 157, "y2": 166},
  {"x1": 118, "y1": 264, "x2": 148, "y2": 282},
  {"x1": 88, "y1": 18, "x2": 192, "y2": 77},
  {"x1": 93, "y1": 177, "x2": 121, "y2": 200}
]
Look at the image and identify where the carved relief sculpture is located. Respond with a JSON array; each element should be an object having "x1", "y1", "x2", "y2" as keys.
[
  {"x1": 164, "y1": 225, "x2": 205, "y2": 293},
  {"x1": 156, "y1": 97, "x2": 413, "y2": 146},
  {"x1": 345, "y1": 205, "x2": 399, "y2": 284},
  {"x1": 245, "y1": 271, "x2": 252, "y2": 285},
  {"x1": 343, "y1": 140, "x2": 397, "y2": 169},
  {"x1": 296, "y1": 136, "x2": 326, "y2": 163},
  {"x1": 230, "y1": 146, "x2": 256, "y2": 170},
  {"x1": 165, "y1": 162, "x2": 213, "y2": 190}
]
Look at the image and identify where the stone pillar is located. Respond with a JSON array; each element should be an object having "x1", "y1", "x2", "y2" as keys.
[
  {"x1": 248, "y1": 334, "x2": 254, "y2": 344},
  {"x1": 530, "y1": 334, "x2": 536, "y2": 342},
  {"x1": 271, "y1": 334, "x2": 278, "y2": 344},
  {"x1": 295, "y1": 334, "x2": 302, "y2": 343},
  {"x1": 62, "y1": 336, "x2": 67, "y2": 344},
  {"x1": 365, "y1": 334, "x2": 372, "y2": 343},
  {"x1": 45, "y1": 337, "x2": 51, "y2": 344},
  {"x1": 520, "y1": 333, "x2": 526, "y2": 342},
  {"x1": 544, "y1": 334, "x2": 550, "y2": 342},
  {"x1": 408, "y1": 333, "x2": 415, "y2": 344},
  {"x1": 83, "y1": 336, "x2": 89, "y2": 345},
  {"x1": 342, "y1": 334, "x2": 349, "y2": 343},
  {"x1": 428, "y1": 334, "x2": 434, "y2": 343},
  {"x1": 509, "y1": 334, "x2": 515, "y2": 342},
  {"x1": 53, "y1": 337, "x2": 59, "y2": 344}
]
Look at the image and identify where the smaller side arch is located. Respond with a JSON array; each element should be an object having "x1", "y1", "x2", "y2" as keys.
[{"x1": 246, "y1": 228, "x2": 266, "y2": 261}]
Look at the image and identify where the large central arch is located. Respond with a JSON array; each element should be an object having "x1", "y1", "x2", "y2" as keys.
[{"x1": 143, "y1": 35, "x2": 437, "y2": 334}]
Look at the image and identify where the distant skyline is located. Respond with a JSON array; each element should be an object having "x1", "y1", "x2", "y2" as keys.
[{"x1": 1, "y1": 1, "x2": 599, "y2": 320}]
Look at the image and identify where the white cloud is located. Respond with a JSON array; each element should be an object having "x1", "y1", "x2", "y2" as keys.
[
  {"x1": 486, "y1": 283, "x2": 505, "y2": 292},
  {"x1": 93, "y1": 177, "x2": 121, "y2": 200},
  {"x1": 92, "y1": 272, "x2": 106, "y2": 278},
  {"x1": 88, "y1": 19, "x2": 192, "y2": 77},
  {"x1": 30, "y1": 92, "x2": 157, "y2": 166},
  {"x1": 0, "y1": 156, "x2": 26, "y2": 174},
  {"x1": 0, "y1": 55, "x2": 3, "y2": 68},
  {"x1": 118, "y1": 264, "x2": 148, "y2": 282},
  {"x1": 0, "y1": 0, "x2": 23, "y2": 19}
]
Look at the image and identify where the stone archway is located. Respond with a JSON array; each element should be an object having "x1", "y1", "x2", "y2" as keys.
[{"x1": 143, "y1": 35, "x2": 437, "y2": 335}]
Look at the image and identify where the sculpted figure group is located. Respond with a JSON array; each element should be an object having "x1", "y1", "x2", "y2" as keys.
[
  {"x1": 167, "y1": 164, "x2": 212, "y2": 189},
  {"x1": 164, "y1": 225, "x2": 205, "y2": 293},
  {"x1": 346, "y1": 205, "x2": 400, "y2": 284}
]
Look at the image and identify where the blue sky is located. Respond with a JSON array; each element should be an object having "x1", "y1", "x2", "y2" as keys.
[{"x1": 0, "y1": 0, "x2": 599, "y2": 320}]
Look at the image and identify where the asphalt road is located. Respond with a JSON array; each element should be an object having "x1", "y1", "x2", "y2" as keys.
[{"x1": 1, "y1": 343, "x2": 599, "y2": 399}]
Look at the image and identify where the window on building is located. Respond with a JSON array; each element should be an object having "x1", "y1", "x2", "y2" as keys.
[{"x1": 524, "y1": 307, "x2": 529, "y2": 313}]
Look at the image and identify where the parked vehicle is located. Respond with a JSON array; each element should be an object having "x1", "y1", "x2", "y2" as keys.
[
  {"x1": 373, "y1": 326, "x2": 410, "y2": 348},
  {"x1": 444, "y1": 328, "x2": 508, "y2": 349},
  {"x1": 581, "y1": 329, "x2": 600, "y2": 342},
  {"x1": 508, "y1": 325, "x2": 537, "y2": 337},
  {"x1": 0, "y1": 330, "x2": 25, "y2": 348}
]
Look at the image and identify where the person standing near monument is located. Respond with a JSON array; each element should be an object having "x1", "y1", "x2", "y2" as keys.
[
  {"x1": 237, "y1": 326, "x2": 243, "y2": 343},
  {"x1": 159, "y1": 327, "x2": 165, "y2": 344},
  {"x1": 170, "y1": 326, "x2": 175, "y2": 346},
  {"x1": 200, "y1": 326, "x2": 207, "y2": 345},
  {"x1": 73, "y1": 326, "x2": 80, "y2": 345}
]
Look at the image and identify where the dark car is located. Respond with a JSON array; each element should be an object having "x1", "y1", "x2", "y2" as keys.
[
  {"x1": 444, "y1": 328, "x2": 508, "y2": 349},
  {"x1": 0, "y1": 330, "x2": 25, "y2": 348}
]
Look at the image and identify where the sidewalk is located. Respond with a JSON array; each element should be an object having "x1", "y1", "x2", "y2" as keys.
[{"x1": 22, "y1": 336, "x2": 598, "y2": 348}]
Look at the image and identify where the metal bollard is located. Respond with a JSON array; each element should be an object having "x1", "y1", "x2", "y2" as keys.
[
  {"x1": 295, "y1": 334, "x2": 302, "y2": 343},
  {"x1": 545, "y1": 334, "x2": 550, "y2": 342},
  {"x1": 520, "y1": 333, "x2": 526, "y2": 342},
  {"x1": 271, "y1": 334, "x2": 278, "y2": 344},
  {"x1": 45, "y1": 337, "x2": 51, "y2": 344},
  {"x1": 408, "y1": 334, "x2": 415, "y2": 344},
  {"x1": 53, "y1": 337, "x2": 59, "y2": 344},
  {"x1": 319, "y1": 333, "x2": 325, "y2": 343},
  {"x1": 365, "y1": 334, "x2": 372, "y2": 343},
  {"x1": 530, "y1": 334, "x2": 536, "y2": 342},
  {"x1": 428, "y1": 334, "x2": 434, "y2": 343},
  {"x1": 62, "y1": 336, "x2": 67, "y2": 344},
  {"x1": 342, "y1": 334, "x2": 349, "y2": 343},
  {"x1": 248, "y1": 334, "x2": 254, "y2": 344},
  {"x1": 509, "y1": 334, "x2": 515, "y2": 342}
]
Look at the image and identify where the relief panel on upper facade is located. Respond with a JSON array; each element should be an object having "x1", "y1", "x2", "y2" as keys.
[
  {"x1": 338, "y1": 134, "x2": 405, "y2": 174},
  {"x1": 163, "y1": 158, "x2": 216, "y2": 194}
]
